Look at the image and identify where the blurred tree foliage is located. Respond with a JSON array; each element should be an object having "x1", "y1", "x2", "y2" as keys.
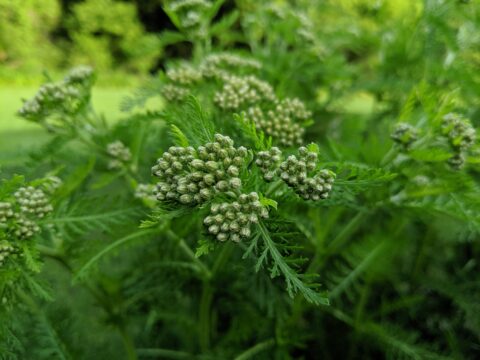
[
  {"x1": 0, "y1": 0, "x2": 62, "y2": 71},
  {"x1": 0, "y1": 0, "x2": 165, "y2": 76},
  {"x1": 65, "y1": 0, "x2": 160, "y2": 73}
]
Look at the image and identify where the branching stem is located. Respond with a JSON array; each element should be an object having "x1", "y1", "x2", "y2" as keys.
[{"x1": 234, "y1": 339, "x2": 275, "y2": 360}]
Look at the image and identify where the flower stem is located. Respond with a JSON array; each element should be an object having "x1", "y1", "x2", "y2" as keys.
[
  {"x1": 234, "y1": 339, "x2": 275, "y2": 360},
  {"x1": 120, "y1": 326, "x2": 139, "y2": 360},
  {"x1": 166, "y1": 230, "x2": 212, "y2": 279}
]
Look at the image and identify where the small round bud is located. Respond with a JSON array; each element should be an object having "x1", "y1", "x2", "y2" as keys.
[
  {"x1": 227, "y1": 166, "x2": 239, "y2": 177},
  {"x1": 208, "y1": 225, "x2": 220, "y2": 234},
  {"x1": 179, "y1": 194, "x2": 193, "y2": 204},
  {"x1": 240, "y1": 227, "x2": 251, "y2": 238},
  {"x1": 229, "y1": 178, "x2": 242, "y2": 189},
  {"x1": 203, "y1": 174, "x2": 216, "y2": 185},
  {"x1": 217, "y1": 233, "x2": 228, "y2": 242},
  {"x1": 191, "y1": 159, "x2": 204, "y2": 169},
  {"x1": 215, "y1": 181, "x2": 229, "y2": 192}
]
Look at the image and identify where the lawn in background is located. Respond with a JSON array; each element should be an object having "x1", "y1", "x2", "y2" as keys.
[{"x1": 0, "y1": 87, "x2": 132, "y2": 166}]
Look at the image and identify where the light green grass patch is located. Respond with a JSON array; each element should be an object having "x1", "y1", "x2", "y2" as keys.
[{"x1": 0, "y1": 87, "x2": 133, "y2": 164}]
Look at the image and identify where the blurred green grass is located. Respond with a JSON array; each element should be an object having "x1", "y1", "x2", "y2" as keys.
[{"x1": 0, "y1": 87, "x2": 131, "y2": 166}]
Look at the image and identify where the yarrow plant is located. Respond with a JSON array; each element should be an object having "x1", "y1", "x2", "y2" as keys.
[
  {"x1": 18, "y1": 66, "x2": 95, "y2": 128},
  {"x1": 3, "y1": 2, "x2": 480, "y2": 359}
]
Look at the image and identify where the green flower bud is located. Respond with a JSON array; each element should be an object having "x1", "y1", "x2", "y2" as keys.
[
  {"x1": 177, "y1": 184, "x2": 189, "y2": 194},
  {"x1": 200, "y1": 188, "x2": 212, "y2": 200},
  {"x1": 208, "y1": 225, "x2": 220, "y2": 235},
  {"x1": 192, "y1": 171, "x2": 204, "y2": 181},
  {"x1": 211, "y1": 204, "x2": 220, "y2": 214},
  {"x1": 230, "y1": 234, "x2": 241, "y2": 242},
  {"x1": 217, "y1": 233, "x2": 228, "y2": 242},
  {"x1": 203, "y1": 216, "x2": 214, "y2": 226},
  {"x1": 215, "y1": 181, "x2": 229, "y2": 192},
  {"x1": 229, "y1": 178, "x2": 242, "y2": 189},
  {"x1": 237, "y1": 146, "x2": 248, "y2": 157},
  {"x1": 229, "y1": 221, "x2": 240, "y2": 232},
  {"x1": 180, "y1": 194, "x2": 193, "y2": 204},
  {"x1": 203, "y1": 174, "x2": 216, "y2": 185},
  {"x1": 191, "y1": 159, "x2": 204, "y2": 169},
  {"x1": 240, "y1": 227, "x2": 251, "y2": 238},
  {"x1": 391, "y1": 122, "x2": 419, "y2": 150},
  {"x1": 225, "y1": 211, "x2": 236, "y2": 220},
  {"x1": 227, "y1": 166, "x2": 239, "y2": 177},
  {"x1": 187, "y1": 182, "x2": 198, "y2": 193},
  {"x1": 232, "y1": 157, "x2": 244, "y2": 166}
]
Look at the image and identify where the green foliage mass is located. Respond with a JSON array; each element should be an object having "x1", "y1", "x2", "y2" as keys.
[
  {"x1": 0, "y1": 0, "x2": 161, "y2": 79},
  {"x1": 0, "y1": 0, "x2": 61, "y2": 71},
  {"x1": 66, "y1": 0, "x2": 161, "y2": 73},
  {"x1": 1, "y1": 1, "x2": 480, "y2": 359}
]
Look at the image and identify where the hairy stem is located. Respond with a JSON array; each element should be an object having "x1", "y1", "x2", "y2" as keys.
[
  {"x1": 136, "y1": 348, "x2": 192, "y2": 359},
  {"x1": 234, "y1": 339, "x2": 275, "y2": 360},
  {"x1": 120, "y1": 326, "x2": 139, "y2": 360},
  {"x1": 199, "y1": 281, "x2": 214, "y2": 352},
  {"x1": 380, "y1": 146, "x2": 398, "y2": 167},
  {"x1": 198, "y1": 242, "x2": 235, "y2": 352},
  {"x1": 166, "y1": 230, "x2": 212, "y2": 279}
]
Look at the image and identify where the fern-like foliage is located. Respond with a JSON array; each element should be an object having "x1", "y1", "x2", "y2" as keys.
[
  {"x1": 163, "y1": 96, "x2": 215, "y2": 146},
  {"x1": 244, "y1": 221, "x2": 328, "y2": 305}
]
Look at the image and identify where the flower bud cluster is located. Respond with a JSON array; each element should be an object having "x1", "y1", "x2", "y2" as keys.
[
  {"x1": 0, "y1": 202, "x2": 14, "y2": 223},
  {"x1": 18, "y1": 83, "x2": 81, "y2": 120},
  {"x1": 214, "y1": 75, "x2": 276, "y2": 110},
  {"x1": 391, "y1": 123, "x2": 419, "y2": 150},
  {"x1": 256, "y1": 147, "x2": 283, "y2": 181},
  {"x1": 170, "y1": 0, "x2": 211, "y2": 12},
  {"x1": 13, "y1": 215, "x2": 41, "y2": 240},
  {"x1": 161, "y1": 84, "x2": 190, "y2": 102},
  {"x1": 18, "y1": 66, "x2": 94, "y2": 121},
  {"x1": 277, "y1": 98, "x2": 312, "y2": 120},
  {"x1": 246, "y1": 105, "x2": 305, "y2": 147},
  {"x1": 42, "y1": 176, "x2": 63, "y2": 194},
  {"x1": 63, "y1": 66, "x2": 95, "y2": 88},
  {"x1": 14, "y1": 187, "x2": 53, "y2": 218},
  {"x1": 134, "y1": 184, "x2": 156, "y2": 202},
  {"x1": 0, "y1": 179, "x2": 56, "y2": 265},
  {"x1": 203, "y1": 192, "x2": 269, "y2": 242},
  {"x1": 152, "y1": 134, "x2": 248, "y2": 205},
  {"x1": 201, "y1": 53, "x2": 262, "y2": 79},
  {"x1": 441, "y1": 113, "x2": 477, "y2": 170},
  {"x1": 278, "y1": 147, "x2": 335, "y2": 200},
  {"x1": 166, "y1": 65, "x2": 203, "y2": 86},
  {"x1": 447, "y1": 153, "x2": 466, "y2": 170},
  {"x1": 169, "y1": 0, "x2": 211, "y2": 28},
  {"x1": 107, "y1": 141, "x2": 132, "y2": 170},
  {"x1": 0, "y1": 241, "x2": 15, "y2": 267},
  {"x1": 442, "y1": 113, "x2": 476, "y2": 151}
]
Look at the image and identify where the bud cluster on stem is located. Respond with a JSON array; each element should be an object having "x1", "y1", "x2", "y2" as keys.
[
  {"x1": 203, "y1": 192, "x2": 269, "y2": 242},
  {"x1": 152, "y1": 134, "x2": 247, "y2": 205}
]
